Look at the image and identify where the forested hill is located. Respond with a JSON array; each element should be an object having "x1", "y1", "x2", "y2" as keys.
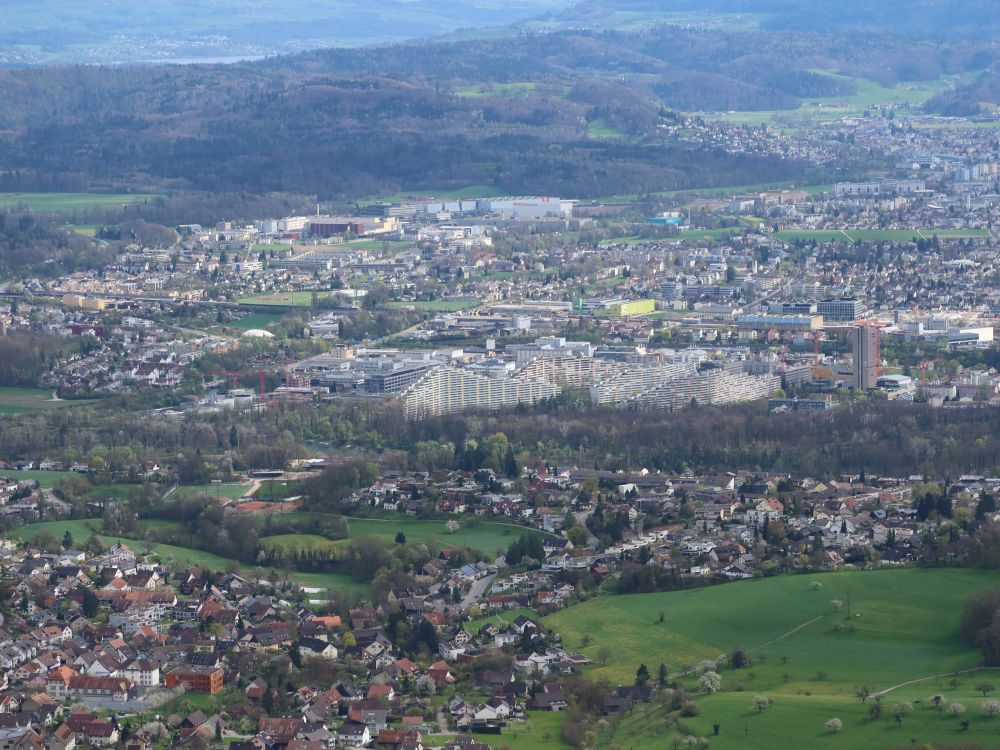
[
  {"x1": 925, "y1": 67, "x2": 1000, "y2": 117},
  {"x1": 0, "y1": 24, "x2": 994, "y2": 201},
  {"x1": 559, "y1": 0, "x2": 1000, "y2": 38}
]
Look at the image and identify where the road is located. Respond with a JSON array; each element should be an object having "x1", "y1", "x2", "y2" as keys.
[
  {"x1": 573, "y1": 509, "x2": 600, "y2": 549},
  {"x1": 461, "y1": 572, "x2": 496, "y2": 610}
]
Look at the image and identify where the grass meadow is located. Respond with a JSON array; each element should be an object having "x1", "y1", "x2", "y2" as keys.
[{"x1": 545, "y1": 568, "x2": 1000, "y2": 749}]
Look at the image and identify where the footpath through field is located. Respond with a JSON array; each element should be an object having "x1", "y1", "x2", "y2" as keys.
[
  {"x1": 749, "y1": 615, "x2": 824, "y2": 652},
  {"x1": 875, "y1": 666, "x2": 1000, "y2": 697}
]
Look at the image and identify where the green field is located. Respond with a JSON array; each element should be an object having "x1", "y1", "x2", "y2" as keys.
[
  {"x1": 455, "y1": 82, "x2": 540, "y2": 98},
  {"x1": 238, "y1": 291, "x2": 318, "y2": 307},
  {"x1": 800, "y1": 73, "x2": 958, "y2": 112},
  {"x1": 168, "y1": 483, "x2": 251, "y2": 501},
  {"x1": 0, "y1": 192, "x2": 159, "y2": 213},
  {"x1": 473, "y1": 712, "x2": 573, "y2": 750},
  {"x1": 66, "y1": 224, "x2": 99, "y2": 236},
  {"x1": 385, "y1": 299, "x2": 478, "y2": 312},
  {"x1": 775, "y1": 229, "x2": 990, "y2": 243},
  {"x1": 87, "y1": 484, "x2": 146, "y2": 501},
  {"x1": 261, "y1": 534, "x2": 346, "y2": 555},
  {"x1": 11, "y1": 519, "x2": 103, "y2": 545},
  {"x1": 277, "y1": 512, "x2": 543, "y2": 556},
  {"x1": 12, "y1": 512, "x2": 530, "y2": 595},
  {"x1": 700, "y1": 73, "x2": 971, "y2": 129},
  {"x1": 0, "y1": 387, "x2": 94, "y2": 414},
  {"x1": 0, "y1": 469, "x2": 79, "y2": 487},
  {"x1": 12, "y1": 519, "x2": 368, "y2": 596},
  {"x1": 290, "y1": 571, "x2": 370, "y2": 599},
  {"x1": 587, "y1": 118, "x2": 629, "y2": 139},
  {"x1": 339, "y1": 239, "x2": 410, "y2": 250},
  {"x1": 344, "y1": 516, "x2": 538, "y2": 555},
  {"x1": 226, "y1": 312, "x2": 284, "y2": 332},
  {"x1": 597, "y1": 180, "x2": 834, "y2": 204},
  {"x1": 545, "y1": 568, "x2": 1000, "y2": 750},
  {"x1": 463, "y1": 607, "x2": 541, "y2": 634},
  {"x1": 604, "y1": 227, "x2": 744, "y2": 245}
]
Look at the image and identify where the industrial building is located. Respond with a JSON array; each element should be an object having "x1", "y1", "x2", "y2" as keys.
[
  {"x1": 579, "y1": 298, "x2": 655, "y2": 317},
  {"x1": 306, "y1": 216, "x2": 397, "y2": 238},
  {"x1": 475, "y1": 197, "x2": 573, "y2": 219}
]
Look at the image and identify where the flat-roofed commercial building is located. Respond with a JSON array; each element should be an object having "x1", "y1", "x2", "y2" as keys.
[
  {"x1": 818, "y1": 297, "x2": 866, "y2": 322},
  {"x1": 736, "y1": 314, "x2": 823, "y2": 332}
]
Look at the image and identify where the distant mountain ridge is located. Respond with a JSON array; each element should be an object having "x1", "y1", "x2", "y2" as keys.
[
  {"x1": 0, "y1": 0, "x2": 573, "y2": 65},
  {"x1": 559, "y1": 0, "x2": 1000, "y2": 38},
  {"x1": 0, "y1": 3, "x2": 994, "y2": 202}
]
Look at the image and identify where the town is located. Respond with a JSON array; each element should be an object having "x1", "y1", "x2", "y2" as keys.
[{"x1": 1, "y1": 5, "x2": 1000, "y2": 750}]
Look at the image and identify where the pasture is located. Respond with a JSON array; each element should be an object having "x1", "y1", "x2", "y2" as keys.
[
  {"x1": 0, "y1": 469, "x2": 79, "y2": 487},
  {"x1": 260, "y1": 533, "x2": 345, "y2": 556},
  {"x1": 455, "y1": 82, "x2": 540, "y2": 98},
  {"x1": 473, "y1": 712, "x2": 573, "y2": 750},
  {"x1": 604, "y1": 228, "x2": 744, "y2": 245},
  {"x1": 698, "y1": 73, "x2": 975, "y2": 130},
  {"x1": 0, "y1": 192, "x2": 158, "y2": 213},
  {"x1": 597, "y1": 180, "x2": 833, "y2": 204},
  {"x1": 0, "y1": 387, "x2": 92, "y2": 414},
  {"x1": 343, "y1": 516, "x2": 538, "y2": 555},
  {"x1": 275, "y1": 512, "x2": 543, "y2": 556},
  {"x1": 545, "y1": 568, "x2": 1000, "y2": 750},
  {"x1": 587, "y1": 119, "x2": 629, "y2": 139}
]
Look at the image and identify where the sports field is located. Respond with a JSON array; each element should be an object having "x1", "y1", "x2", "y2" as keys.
[
  {"x1": 238, "y1": 291, "x2": 317, "y2": 307},
  {"x1": 226, "y1": 312, "x2": 284, "y2": 332},
  {"x1": 168, "y1": 483, "x2": 251, "y2": 501}
]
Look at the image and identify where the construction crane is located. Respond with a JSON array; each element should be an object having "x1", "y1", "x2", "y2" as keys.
[
  {"x1": 917, "y1": 359, "x2": 935, "y2": 383},
  {"x1": 811, "y1": 331, "x2": 824, "y2": 379},
  {"x1": 201, "y1": 370, "x2": 269, "y2": 398}
]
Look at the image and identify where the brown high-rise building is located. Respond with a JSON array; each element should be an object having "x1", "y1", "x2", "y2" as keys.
[{"x1": 853, "y1": 324, "x2": 879, "y2": 390}]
